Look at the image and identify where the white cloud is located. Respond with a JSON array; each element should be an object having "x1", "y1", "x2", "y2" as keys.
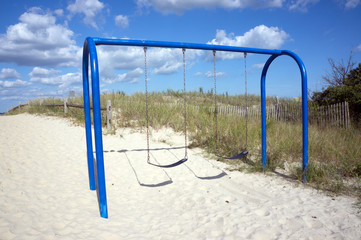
[
  {"x1": 57, "y1": 72, "x2": 82, "y2": 88},
  {"x1": 98, "y1": 46, "x2": 182, "y2": 82},
  {"x1": 0, "y1": 80, "x2": 31, "y2": 88},
  {"x1": 0, "y1": 95, "x2": 19, "y2": 101},
  {"x1": 0, "y1": 68, "x2": 21, "y2": 79},
  {"x1": 97, "y1": 46, "x2": 144, "y2": 81},
  {"x1": 67, "y1": 0, "x2": 104, "y2": 29},
  {"x1": 0, "y1": 8, "x2": 81, "y2": 67},
  {"x1": 29, "y1": 67, "x2": 80, "y2": 88},
  {"x1": 208, "y1": 26, "x2": 290, "y2": 60},
  {"x1": 109, "y1": 68, "x2": 143, "y2": 84},
  {"x1": 146, "y1": 48, "x2": 182, "y2": 69},
  {"x1": 95, "y1": 26, "x2": 287, "y2": 83},
  {"x1": 96, "y1": 46, "x2": 201, "y2": 83},
  {"x1": 54, "y1": 9, "x2": 64, "y2": 17},
  {"x1": 98, "y1": 46, "x2": 144, "y2": 71},
  {"x1": 115, "y1": 15, "x2": 129, "y2": 29},
  {"x1": 147, "y1": 48, "x2": 201, "y2": 73},
  {"x1": 344, "y1": 0, "x2": 360, "y2": 8},
  {"x1": 152, "y1": 62, "x2": 182, "y2": 75},
  {"x1": 29, "y1": 67, "x2": 61, "y2": 79},
  {"x1": 288, "y1": 0, "x2": 320, "y2": 12},
  {"x1": 137, "y1": 0, "x2": 284, "y2": 14},
  {"x1": 253, "y1": 63, "x2": 265, "y2": 69},
  {"x1": 356, "y1": 44, "x2": 361, "y2": 52},
  {"x1": 205, "y1": 71, "x2": 226, "y2": 78}
]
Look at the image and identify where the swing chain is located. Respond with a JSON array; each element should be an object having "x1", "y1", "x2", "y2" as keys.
[
  {"x1": 182, "y1": 48, "x2": 188, "y2": 160},
  {"x1": 213, "y1": 50, "x2": 218, "y2": 154},
  {"x1": 144, "y1": 47, "x2": 150, "y2": 163}
]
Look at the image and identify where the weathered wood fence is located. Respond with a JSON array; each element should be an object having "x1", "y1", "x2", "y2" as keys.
[
  {"x1": 208, "y1": 101, "x2": 351, "y2": 128},
  {"x1": 308, "y1": 102, "x2": 351, "y2": 129},
  {"x1": 7, "y1": 99, "x2": 350, "y2": 129},
  {"x1": 8, "y1": 99, "x2": 112, "y2": 129}
]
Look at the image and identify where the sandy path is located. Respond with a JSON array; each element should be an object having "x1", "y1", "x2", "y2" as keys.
[{"x1": 0, "y1": 114, "x2": 360, "y2": 239}]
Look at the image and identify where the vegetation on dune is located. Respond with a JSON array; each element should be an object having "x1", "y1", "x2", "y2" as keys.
[{"x1": 312, "y1": 55, "x2": 361, "y2": 128}]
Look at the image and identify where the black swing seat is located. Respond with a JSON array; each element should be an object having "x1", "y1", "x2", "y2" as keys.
[
  {"x1": 148, "y1": 158, "x2": 188, "y2": 168},
  {"x1": 219, "y1": 150, "x2": 248, "y2": 160}
]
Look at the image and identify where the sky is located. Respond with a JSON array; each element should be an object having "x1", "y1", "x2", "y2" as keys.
[{"x1": 0, "y1": 0, "x2": 360, "y2": 113}]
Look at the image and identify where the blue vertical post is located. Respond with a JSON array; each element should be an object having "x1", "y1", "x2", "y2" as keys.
[
  {"x1": 281, "y1": 50, "x2": 309, "y2": 182},
  {"x1": 82, "y1": 41, "x2": 95, "y2": 191},
  {"x1": 85, "y1": 37, "x2": 108, "y2": 218},
  {"x1": 261, "y1": 54, "x2": 279, "y2": 171},
  {"x1": 261, "y1": 51, "x2": 308, "y2": 182}
]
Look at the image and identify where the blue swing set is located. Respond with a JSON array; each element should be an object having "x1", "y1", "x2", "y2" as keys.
[{"x1": 82, "y1": 37, "x2": 309, "y2": 218}]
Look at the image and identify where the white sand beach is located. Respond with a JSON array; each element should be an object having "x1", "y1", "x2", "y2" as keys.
[{"x1": 0, "y1": 113, "x2": 360, "y2": 240}]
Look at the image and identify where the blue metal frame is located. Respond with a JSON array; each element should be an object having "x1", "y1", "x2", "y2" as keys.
[
  {"x1": 82, "y1": 38, "x2": 108, "y2": 218},
  {"x1": 82, "y1": 37, "x2": 309, "y2": 218},
  {"x1": 261, "y1": 52, "x2": 308, "y2": 182}
]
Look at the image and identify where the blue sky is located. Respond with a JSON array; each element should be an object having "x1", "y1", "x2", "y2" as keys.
[{"x1": 0, "y1": 0, "x2": 360, "y2": 113}]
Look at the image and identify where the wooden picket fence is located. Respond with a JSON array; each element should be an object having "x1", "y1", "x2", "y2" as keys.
[
  {"x1": 308, "y1": 102, "x2": 351, "y2": 129},
  {"x1": 7, "y1": 99, "x2": 113, "y2": 129},
  {"x1": 208, "y1": 101, "x2": 351, "y2": 129},
  {"x1": 8, "y1": 98, "x2": 351, "y2": 129}
]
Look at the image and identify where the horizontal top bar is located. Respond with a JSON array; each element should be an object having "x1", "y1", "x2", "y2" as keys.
[{"x1": 91, "y1": 37, "x2": 283, "y2": 55}]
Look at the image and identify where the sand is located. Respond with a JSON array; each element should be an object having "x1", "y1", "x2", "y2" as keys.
[{"x1": 0, "y1": 113, "x2": 360, "y2": 240}]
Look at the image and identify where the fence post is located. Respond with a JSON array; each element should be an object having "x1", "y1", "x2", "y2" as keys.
[
  {"x1": 106, "y1": 100, "x2": 112, "y2": 130},
  {"x1": 345, "y1": 102, "x2": 351, "y2": 129},
  {"x1": 64, "y1": 98, "x2": 68, "y2": 114},
  {"x1": 326, "y1": 105, "x2": 329, "y2": 125},
  {"x1": 333, "y1": 104, "x2": 336, "y2": 126},
  {"x1": 338, "y1": 103, "x2": 341, "y2": 127}
]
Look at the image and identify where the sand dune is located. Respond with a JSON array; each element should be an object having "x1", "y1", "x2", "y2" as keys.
[{"x1": 0, "y1": 114, "x2": 360, "y2": 239}]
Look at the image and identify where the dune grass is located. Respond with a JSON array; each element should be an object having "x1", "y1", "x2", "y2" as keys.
[{"x1": 8, "y1": 91, "x2": 361, "y2": 198}]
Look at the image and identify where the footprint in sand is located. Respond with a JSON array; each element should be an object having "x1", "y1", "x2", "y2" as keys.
[{"x1": 254, "y1": 209, "x2": 270, "y2": 217}]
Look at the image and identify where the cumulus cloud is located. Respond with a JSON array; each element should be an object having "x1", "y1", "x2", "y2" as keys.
[
  {"x1": 152, "y1": 62, "x2": 182, "y2": 75},
  {"x1": 356, "y1": 44, "x2": 361, "y2": 52},
  {"x1": 98, "y1": 46, "x2": 144, "y2": 71},
  {"x1": 29, "y1": 67, "x2": 80, "y2": 88},
  {"x1": 104, "y1": 68, "x2": 144, "y2": 84},
  {"x1": 344, "y1": 0, "x2": 360, "y2": 8},
  {"x1": 67, "y1": 0, "x2": 104, "y2": 29},
  {"x1": 0, "y1": 68, "x2": 21, "y2": 79},
  {"x1": 96, "y1": 46, "x2": 201, "y2": 83},
  {"x1": 194, "y1": 71, "x2": 226, "y2": 78},
  {"x1": 209, "y1": 26, "x2": 289, "y2": 48},
  {"x1": 97, "y1": 46, "x2": 181, "y2": 82},
  {"x1": 137, "y1": 0, "x2": 284, "y2": 14},
  {"x1": 288, "y1": 0, "x2": 320, "y2": 12},
  {"x1": 208, "y1": 26, "x2": 289, "y2": 60},
  {"x1": 205, "y1": 71, "x2": 226, "y2": 78},
  {"x1": 252, "y1": 63, "x2": 265, "y2": 69},
  {"x1": 0, "y1": 8, "x2": 81, "y2": 67},
  {"x1": 115, "y1": 15, "x2": 129, "y2": 29},
  {"x1": 54, "y1": 9, "x2": 64, "y2": 17},
  {"x1": 29, "y1": 67, "x2": 61, "y2": 83},
  {"x1": 95, "y1": 26, "x2": 288, "y2": 82},
  {"x1": 96, "y1": 46, "x2": 144, "y2": 82},
  {"x1": 0, "y1": 80, "x2": 31, "y2": 88}
]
